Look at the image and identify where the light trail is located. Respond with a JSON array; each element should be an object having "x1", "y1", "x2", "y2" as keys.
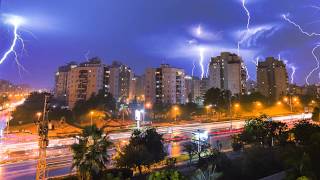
[{"x1": 283, "y1": 14, "x2": 320, "y2": 85}]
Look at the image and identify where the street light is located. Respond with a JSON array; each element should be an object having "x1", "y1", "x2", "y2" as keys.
[
  {"x1": 173, "y1": 106, "x2": 179, "y2": 122},
  {"x1": 277, "y1": 101, "x2": 282, "y2": 106},
  {"x1": 90, "y1": 111, "x2": 94, "y2": 126},
  {"x1": 36, "y1": 112, "x2": 42, "y2": 121},
  {"x1": 145, "y1": 102, "x2": 152, "y2": 109},
  {"x1": 256, "y1": 102, "x2": 262, "y2": 107},
  {"x1": 283, "y1": 96, "x2": 298, "y2": 112},
  {"x1": 205, "y1": 104, "x2": 212, "y2": 119},
  {"x1": 233, "y1": 103, "x2": 240, "y2": 118}
]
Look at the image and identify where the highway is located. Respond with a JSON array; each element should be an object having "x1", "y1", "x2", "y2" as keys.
[
  {"x1": 0, "y1": 133, "x2": 234, "y2": 180},
  {"x1": 0, "y1": 113, "x2": 312, "y2": 179}
]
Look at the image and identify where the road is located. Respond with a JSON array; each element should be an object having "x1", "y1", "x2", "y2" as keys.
[
  {"x1": 0, "y1": 133, "x2": 235, "y2": 180},
  {"x1": 0, "y1": 113, "x2": 312, "y2": 179}
]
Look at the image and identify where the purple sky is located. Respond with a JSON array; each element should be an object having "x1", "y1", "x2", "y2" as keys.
[{"x1": 0, "y1": 0, "x2": 320, "y2": 88}]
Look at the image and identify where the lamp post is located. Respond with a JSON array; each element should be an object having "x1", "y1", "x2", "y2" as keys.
[
  {"x1": 90, "y1": 111, "x2": 94, "y2": 126},
  {"x1": 205, "y1": 104, "x2": 212, "y2": 119},
  {"x1": 234, "y1": 103, "x2": 240, "y2": 118},
  {"x1": 283, "y1": 96, "x2": 298, "y2": 112},
  {"x1": 173, "y1": 106, "x2": 179, "y2": 122},
  {"x1": 36, "y1": 112, "x2": 42, "y2": 122}
]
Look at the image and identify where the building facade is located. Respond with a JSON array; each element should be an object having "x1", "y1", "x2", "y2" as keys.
[
  {"x1": 54, "y1": 62, "x2": 77, "y2": 102},
  {"x1": 145, "y1": 64, "x2": 186, "y2": 105},
  {"x1": 104, "y1": 61, "x2": 134, "y2": 102},
  {"x1": 257, "y1": 57, "x2": 288, "y2": 100},
  {"x1": 67, "y1": 58, "x2": 104, "y2": 108},
  {"x1": 208, "y1": 52, "x2": 247, "y2": 95}
]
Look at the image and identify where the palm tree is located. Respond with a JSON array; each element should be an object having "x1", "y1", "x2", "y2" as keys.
[
  {"x1": 191, "y1": 165, "x2": 222, "y2": 180},
  {"x1": 71, "y1": 125, "x2": 112, "y2": 180}
]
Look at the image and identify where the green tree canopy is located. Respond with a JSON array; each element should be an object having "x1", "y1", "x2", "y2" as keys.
[
  {"x1": 238, "y1": 115, "x2": 288, "y2": 147},
  {"x1": 116, "y1": 127, "x2": 166, "y2": 175},
  {"x1": 73, "y1": 90, "x2": 116, "y2": 121},
  {"x1": 204, "y1": 88, "x2": 231, "y2": 112},
  {"x1": 238, "y1": 92, "x2": 268, "y2": 110},
  {"x1": 71, "y1": 125, "x2": 112, "y2": 180},
  {"x1": 0, "y1": 94, "x2": 8, "y2": 107},
  {"x1": 148, "y1": 169, "x2": 185, "y2": 180},
  {"x1": 292, "y1": 120, "x2": 320, "y2": 146},
  {"x1": 311, "y1": 107, "x2": 320, "y2": 121},
  {"x1": 11, "y1": 92, "x2": 51, "y2": 125}
]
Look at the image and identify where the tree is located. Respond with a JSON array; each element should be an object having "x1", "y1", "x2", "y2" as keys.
[
  {"x1": 152, "y1": 102, "x2": 170, "y2": 120},
  {"x1": 191, "y1": 164, "x2": 223, "y2": 180},
  {"x1": 238, "y1": 115, "x2": 288, "y2": 147},
  {"x1": 116, "y1": 128, "x2": 166, "y2": 175},
  {"x1": 183, "y1": 141, "x2": 198, "y2": 165},
  {"x1": 148, "y1": 169, "x2": 185, "y2": 180},
  {"x1": 116, "y1": 143, "x2": 152, "y2": 175},
  {"x1": 11, "y1": 92, "x2": 51, "y2": 125},
  {"x1": 180, "y1": 102, "x2": 200, "y2": 119},
  {"x1": 239, "y1": 92, "x2": 268, "y2": 110},
  {"x1": 312, "y1": 107, "x2": 320, "y2": 121},
  {"x1": 291, "y1": 120, "x2": 320, "y2": 146},
  {"x1": 241, "y1": 147, "x2": 284, "y2": 179},
  {"x1": 71, "y1": 125, "x2": 112, "y2": 180},
  {"x1": 0, "y1": 95, "x2": 8, "y2": 107},
  {"x1": 73, "y1": 90, "x2": 116, "y2": 121},
  {"x1": 204, "y1": 88, "x2": 231, "y2": 112}
]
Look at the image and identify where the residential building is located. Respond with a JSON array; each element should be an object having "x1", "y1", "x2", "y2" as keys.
[
  {"x1": 0, "y1": 79, "x2": 30, "y2": 94},
  {"x1": 67, "y1": 58, "x2": 104, "y2": 108},
  {"x1": 54, "y1": 62, "x2": 77, "y2": 102},
  {"x1": 104, "y1": 61, "x2": 134, "y2": 102},
  {"x1": 185, "y1": 75, "x2": 202, "y2": 103},
  {"x1": 133, "y1": 75, "x2": 145, "y2": 101},
  {"x1": 246, "y1": 80, "x2": 257, "y2": 94},
  {"x1": 208, "y1": 52, "x2": 247, "y2": 95},
  {"x1": 144, "y1": 64, "x2": 186, "y2": 104},
  {"x1": 257, "y1": 57, "x2": 288, "y2": 100}
]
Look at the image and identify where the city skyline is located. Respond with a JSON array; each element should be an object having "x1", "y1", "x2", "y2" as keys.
[{"x1": 0, "y1": 0, "x2": 320, "y2": 88}]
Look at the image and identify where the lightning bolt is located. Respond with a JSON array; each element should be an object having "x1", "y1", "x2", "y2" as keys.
[
  {"x1": 237, "y1": 0, "x2": 251, "y2": 55},
  {"x1": 282, "y1": 14, "x2": 320, "y2": 37},
  {"x1": 252, "y1": 56, "x2": 260, "y2": 67},
  {"x1": 0, "y1": 15, "x2": 28, "y2": 75},
  {"x1": 199, "y1": 47, "x2": 205, "y2": 79},
  {"x1": 84, "y1": 50, "x2": 90, "y2": 61},
  {"x1": 205, "y1": 61, "x2": 210, "y2": 78},
  {"x1": 279, "y1": 54, "x2": 297, "y2": 84},
  {"x1": 195, "y1": 25, "x2": 206, "y2": 79},
  {"x1": 238, "y1": 0, "x2": 251, "y2": 81},
  {"x1": 283, "y1": 14, "x2": 320, "y2": 85},
  {"x1": 191, "y1": 60, "x2": 196, "y2": 77},
  {"x1": 312, "y1": 44, "x2": 320, "y2": 84}
]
